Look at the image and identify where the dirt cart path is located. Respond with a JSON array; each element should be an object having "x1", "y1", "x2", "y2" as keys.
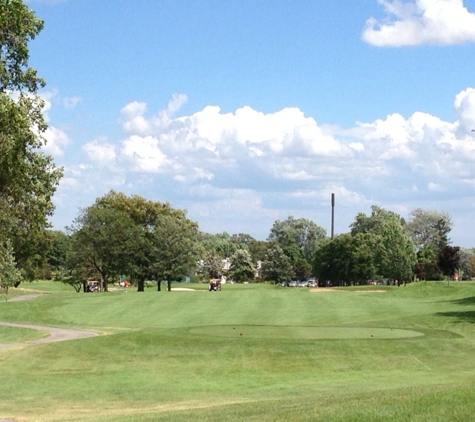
[{"x1": 0, "y1": 321, "x2": 99, "y2": 350}]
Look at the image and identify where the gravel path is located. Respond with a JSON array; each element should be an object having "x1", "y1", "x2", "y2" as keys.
[
  {"x1": 0, "y1": 321, "x2": 99, "y2": 350},
  {"x1": 0, "y1": 294, "x2": 99, "y2": 420}
]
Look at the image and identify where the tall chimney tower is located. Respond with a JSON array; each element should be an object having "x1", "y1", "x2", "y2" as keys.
[{"x1": 331, "y1": 193, "x2": 335, "y2": 239}]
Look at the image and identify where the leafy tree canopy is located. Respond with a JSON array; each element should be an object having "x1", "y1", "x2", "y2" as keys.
[
  {"x1": 405, "y1": 208, "x2": 452, "y2": 251},
  {"x1": 268, "y1": 216, "x2": 326, "y2": 263},
  {"x1": 262, "y1": 244, "x2": 293, "y2": 284},
  {"x1": 0, "y1": 0, "x2": 62, "y2": 279},
  {"x1": 228, "y1": 249, "x2": 256, "y2": 283}
]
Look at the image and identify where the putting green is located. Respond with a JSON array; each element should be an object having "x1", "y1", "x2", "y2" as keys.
[{"x1": 188, "y1": 325, "x2": 424, "y2": 340}]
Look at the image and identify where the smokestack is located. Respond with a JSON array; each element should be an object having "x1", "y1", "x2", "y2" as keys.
[{"x1": 331, "y1": 193, "x2": 335, "y2": 239}]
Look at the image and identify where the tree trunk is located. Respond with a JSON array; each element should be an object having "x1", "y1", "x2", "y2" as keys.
[
  {"x1": 137, "y1": 278, "x2": 144, "y2": 292},
  {"x1": 83, "y1": 282, "x2": 87, "y2": 293},
  {"x1": 157, "y1": 279, "x2": 161, "y2": 291},
  {"x1": 167, "y1": 279, "x2": 171, "y2": 291}
]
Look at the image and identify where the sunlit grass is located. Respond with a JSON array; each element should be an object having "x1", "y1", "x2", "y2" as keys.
[{"x1": 0, "y1": 281, "x2": 475, "y2": 421}]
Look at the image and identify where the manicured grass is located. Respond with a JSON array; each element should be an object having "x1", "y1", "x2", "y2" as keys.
[
  {"x1": 1, "y1": 281, "x2": 475, "y2": 421},
  {"x1": 0, "y1": 325, "x2": 48, "y2": 343}
]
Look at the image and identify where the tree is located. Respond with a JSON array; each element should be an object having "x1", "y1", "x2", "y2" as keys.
[
  {"x1": 198, "y1": 231, "x2": 246, "y2": 258},
  {"x1": 268, "y1": 216, "x2": 326, "y2": 272},
  {"x1": 262, "y1": 244, "x2": 293, "y2": 284},
  {"x1": 0, "y1": 0, "x2": 45, "y2": 93},
  {"x1": 0, "y1": 0, "x2": 63, "y2": 279},
  {"x1": 197, "y1": 249, "x2": 224, "y2": 282},
  {"x1": 457, "y1": 248, "x2": 475, "y2": 280},
  {"x1": 414, "y1": 245, "x2": 441, "y2": 280},
  {"x1": 151, "y1": 213, "x2": 198, "y2": 292},
  {"x1": 69, "y1": 191, "x2": 198, "y2": 292},
  {"x1": 46, "y1": 230, "x2": 71, "y2": 271},
  {"x1": 437, "y1": 246, "x2": 460, "y2": 278},
  {"x1": 405, "y1": 208, "x2": 453, "y2": 281},
  {"x1": 91, "y1": 191, "x2": 191, "y2": 292},
  {"x1": 228, "y1": 249, "x2": 256, "y2": 283},
  {"x1": 51, "y1": 269, "x2": 83, "y2": 293},
  {"x1": 313, "y1": 235, "x2": 351, "y2": 284},
  {"x1": 350, "y1": 206, "x2": 416, "y2": 282},
  {"x1": 247, "y1": 240, "x2": 271, "y2": 263},
  {"x1": 231, "y1": 233, "x2": 255, "y2": 245},
  {"x1": 405, "y1": 208, "x2": 452, "y2": 251},
  {"x1": 69, "y1": 204, "x2": 142, "y2": 292},
  {"x1": 0, "y1": 240, "x2": 22, "y2": 299}
]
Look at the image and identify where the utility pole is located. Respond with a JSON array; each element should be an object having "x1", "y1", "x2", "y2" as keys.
[{"x1": 331, "y1": 193, "x2": 335, "y2": 239}]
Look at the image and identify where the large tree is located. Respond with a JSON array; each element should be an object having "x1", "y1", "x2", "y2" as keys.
[
  {"x1": 69, "y1": 205, "x2": 142, "y2": 291},
  {"x1": 351, "y1": 206, "x2": 416, "y2": 281},
  {"x1": 261, "y1": 244, "x2": 293, "y2": 284},
  {"x1": 196, "y1": 249, "x2": 224, "y2": 282},
  {"x1": 405, "y1": 208, "x2": 452, "y2": 251},
  {"x1": 151, "y1": 213, "x2": 198, "y2": 292},
  {"x1": 0, "y1": 0, "x2": 63, "y2": 280},
  {"x1": 406, "y1": 208, "x2": 453, "y2": 280},
  {"x1": 268, "y1": 216, "x2": 326, "y2": 272},
  {"x1": 69, "y1": 191, "x2": 198, "y2": 292},
  {"x1": 228, "y1": 249, "x2": 256, "y2": 283}
]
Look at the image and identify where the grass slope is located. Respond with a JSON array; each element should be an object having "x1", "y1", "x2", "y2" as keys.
[{"x1": 0, "y1": 281, "x2": 475, "y2": 421}]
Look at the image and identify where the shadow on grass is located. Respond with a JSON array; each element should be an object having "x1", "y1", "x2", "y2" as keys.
[
  {"x1": 445, "y1": 296, "x2": 475, "y2": 305},
  {"x1": 436, "y1": 310, "x2": 475, "y2": 324}
]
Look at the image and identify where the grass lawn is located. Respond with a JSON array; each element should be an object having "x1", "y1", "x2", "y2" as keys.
[{"x1": 1, "y1": 281, "x2": 475, "y2": 421}]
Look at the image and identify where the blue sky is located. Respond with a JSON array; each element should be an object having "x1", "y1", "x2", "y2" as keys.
[{"x1": 25, "y1": 0, "x2": 475, "y2": 246}]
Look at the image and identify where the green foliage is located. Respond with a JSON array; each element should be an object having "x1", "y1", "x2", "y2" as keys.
[
  {"x1": 0, "y1": 240, "x2": 21, "y2": 297},
  {"x1": 0, "y1": 0, "x2": 45, "y2": 93},
  {"x1": 415, "y1": 245, "x2": 441, "y2": 280},
  {"x1": 247, "y1": 239, "x2": 271, "y2": 262},
  {"x1": 69, "y1": 204, "x2": 142, "y2": 290},
  {"x1": 151, "y1": 213, "x2": 198, "y2": 291},
  {"x1": 269, "y1": 216, "x2": 327, "y2": 260},
  {"x1": 51, "y1": 268, "x2": 83, "y2": 293},
  {"x1": 262, "y1": 244, "x2": 293, "y2": 284},
  {"x1": 198, "y1": 231, "x2": 247, "y2": 258},
  {"x1": 0, "y1": 0, "x2": 62, "y2": 280},
  {"x1": 228, "y1": 249, "x2": 256, "y2": 282},
  {"x1": 315, "y1": 206, "x2": 416, "y2": 283},
  {"x1": 45, "y1": 230, "x2": 71, "y2": 270},
  {"x1": 437, "y1": 246, "x2": 460, "y2": 277},
  {"x1": 405, "y1": 208, "x2": 452, "y2": 251},
  {"x1": 69, "y1": 191, "x2": 198, "y2": 292},
  {"x1": 458, "y1": 248, "x2": 475, "y2": 280},
  {"x1": 196, "y1": 249, "x2": 224, "y2": 281}
]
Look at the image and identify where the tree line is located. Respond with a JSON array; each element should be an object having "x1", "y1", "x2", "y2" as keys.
[
  {"x1": 32, "y1": 193, "x2": 473, "y2": 292},
  {"x1": 0, "y1": 0, "x2": 472, "y2": 294}
]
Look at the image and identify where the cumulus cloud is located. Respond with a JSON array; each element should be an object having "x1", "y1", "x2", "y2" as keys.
[
  {"x1": 107, "y1": 89, "x2": 475, "y2": 200},
  {"x1": 362, "y1": 0, "x2": 475, "y2": 47},
  {"x1": 54, "y1": 87, "x2": 475, "y2": 244},
  {"x1": 83, "y1": 138, "x2": 117, "y2": 165},
  {"x1": 43, "y1": 126, "x2": 72, "y2": 157}
]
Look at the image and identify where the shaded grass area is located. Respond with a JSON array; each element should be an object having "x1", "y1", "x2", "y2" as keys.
[{"x1": 0, "y1": 281, "x2": 475, "y2": 420}]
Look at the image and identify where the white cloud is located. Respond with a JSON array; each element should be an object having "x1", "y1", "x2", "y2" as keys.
[
  {"x1": 62, "y1": 96, "x2": 82, "y2": 109},
  {"x1": 83, "y1": 138, "x2": 117, "y2": 165},
  {"x1": 121, "y1": 135, "x2": 168, "y2": 172},
  {"x1": 50, "y1": 88, "x2": 475, "y2": 245},
  {"x1": 43, "y1": 126, "x2": 72, "y2": 157},
  {"x1": 362, "y1": 0, "x2": 475, "y2": 47}
]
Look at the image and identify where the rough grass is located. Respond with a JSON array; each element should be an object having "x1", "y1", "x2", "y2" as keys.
[{"x1": 1, "y1": 281, "x2": 475, "y2": 421}]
